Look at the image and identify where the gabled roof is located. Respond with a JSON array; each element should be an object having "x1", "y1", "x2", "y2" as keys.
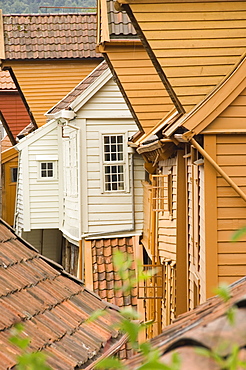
[
  {"x1": 47, "y1": 60, "x2": 111, "y2": 115},
  {"x1": 0, "y1": 70, "x2": 16, "y2": 90},
  {"x1": 0, "y1": 219, "x2": 125, "y2": 369},
  {"x1": 3, "y1": 13, "x2": 102, "y2": 60},
  {"x1": 126, "y1": 276, "x2": 246, "y2": 370},
  {"x1": 164, "y1": 55, "x2": 246, "y2": 138}
]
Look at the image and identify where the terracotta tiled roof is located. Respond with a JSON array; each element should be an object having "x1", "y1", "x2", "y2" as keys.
[
  {"x1": 107, "y1": 0, "x2": 138, "y2": 38},
  {"x1": 92, "y1": 237, "x2": 137, "y2": 309},
  {"x1": 0, "y1": 219, "x2": 125, "y2": 369},
  {"x1": 47, "y1": 60, "x2": 109, "y2": 114},
  {"x1": 0, "y1": 70, "x2": 16, "y2": 90},
  {"x1": 126, "y1": 276, "x2": 246, "y2": 370},
  {"x1": 3, "y1": 13, "x2": 102, "y2": 60}
]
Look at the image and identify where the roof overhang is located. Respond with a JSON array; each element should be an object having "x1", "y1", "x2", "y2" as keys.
[
  {"x1": 164, "y1": 55, "x2": 246, "y2": 139},
  {"x1": 46, "y1": 65, "x2": 112, "y2": 118}
]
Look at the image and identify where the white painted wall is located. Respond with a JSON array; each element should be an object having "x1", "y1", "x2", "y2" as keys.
[{"x1": 76, "y1": 78, "x2": 145, "y2": 235}]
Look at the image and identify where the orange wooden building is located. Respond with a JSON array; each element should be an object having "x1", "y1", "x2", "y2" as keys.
[
  {"x1": 0, "y1": 70, "x2": 31, "y2": 226},
  {"x1": 1, "y1": 12, "x2": 103, "y2": 127},
  {"x1": 98, "y1": 0, "x2": 246, "y2": 332}
]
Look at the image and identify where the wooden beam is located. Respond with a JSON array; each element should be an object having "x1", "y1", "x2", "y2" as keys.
[
  {"x1": 176, "y1": 150, "x2": 188, "y2": 314},
  {"x1": 203, "y1": 136, "x2": 218, "y2": 297},
  {"x1": 84, "y1": 240, "x2": 94, "y2": 291}
]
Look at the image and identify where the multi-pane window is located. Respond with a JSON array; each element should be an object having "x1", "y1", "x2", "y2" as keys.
[
  {"x1": 40, "y1": 162, "x2": 54, "y2": 178},
  {"x1": 103, "y1": 135, "x2": 125, "y2": 191}
]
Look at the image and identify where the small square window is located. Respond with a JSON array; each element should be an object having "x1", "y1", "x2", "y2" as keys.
[
  {"x1": 11, "y1": 167, "x2": 18, "y2": 183},
  {"x1": 39, "y1": 162, "x2": 56, "y2": 179}
]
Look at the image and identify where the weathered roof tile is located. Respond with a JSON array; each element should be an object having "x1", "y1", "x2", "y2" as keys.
[
  {"x1": 3, "y1": 13, "x2": 102, "y2": 60},
  {"x1": 0, "y1": 219, "x2": 126, "y2": 369}
]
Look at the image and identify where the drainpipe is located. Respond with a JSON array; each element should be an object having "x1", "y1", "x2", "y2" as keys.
[{"x1": 190, "y1": 137, "x2": 246, "y2": 203}]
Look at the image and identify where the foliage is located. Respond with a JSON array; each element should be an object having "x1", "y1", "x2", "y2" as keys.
[
  {"x1": 0, "y1": 0, "x2": 96, "y2": 14},
  {"x1": 94, "y1": 251, "x2": 181, "y2": 370},
  {"x1": 10, "y1": 323, "x2": 51, "y2": 370},
  {"x1": 195, "y1": 283, "x2": 246, "y2": 370}
]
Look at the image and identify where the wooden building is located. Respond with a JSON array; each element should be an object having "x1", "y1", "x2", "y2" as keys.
[
  {"x1": 14, "y1": 61, "x2": 145, "y2": 312},
  {"x1": 0, "y1": 70, "x2": 32, "y2": 226},
  {"x1": 0, "y1": 13, "x2": 103, "y2": 127},
  {"x1": 98, "y1": 0, "x2": 246, "y2": 332}
]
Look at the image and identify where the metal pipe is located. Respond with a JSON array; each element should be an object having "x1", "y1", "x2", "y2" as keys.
[{"x1": 190, "y1": 137, "x2": 246, "y2": 203}]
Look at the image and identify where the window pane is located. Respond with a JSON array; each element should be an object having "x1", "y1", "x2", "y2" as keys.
[
  {"x1": 48, "y1": 170, "x2": 53, "y2": 177},
  {"x1": 48, "y1": 163, "x2": 53, "y2": 169},
  {"x1": 111, "y1": 136, "x2": 116, "y2": 143},
  {"x1": 41, "y1": 163, "x2": 46, "y2": 169},
  {"x1": 11, "y1": 167, "x2": 18, "y2": 183},
  {"x1": 117, "y1": 136, "x2": 123, "y2": 143},
  {"x1": 104, "y1": 136, "x2": 109, "y2": 144}
]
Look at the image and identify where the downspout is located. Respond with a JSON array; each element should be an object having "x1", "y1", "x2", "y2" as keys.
[
  {"x1": 190, "y1": 137, "x2": 246, "y2": 203},
  {"x1": 81, "y1": 149, "x2": 136, "y2": 239}
]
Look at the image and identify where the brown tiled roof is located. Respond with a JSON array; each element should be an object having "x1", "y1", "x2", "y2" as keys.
[
  {"x1": 0, "y1": 70, "x2": 16, "y2": 90},
  {"x1": 126, "y1": 276, "x2": 246, "y2": 370},
  {"x1": 3, "y1": 13, "x2": 102, "y2": 60},
  {"x1": 92, "y1": 237, "x2": 137, "y2": 309},
  {"x1": 0, "y1": 219, "x2": 125, "y2": 369},
  {"x1": 48, "y1": 60, "x2": 109, "y2": 114},
  {"x1": 107, "y1": 0, "x2": 138, "y2": 38}
]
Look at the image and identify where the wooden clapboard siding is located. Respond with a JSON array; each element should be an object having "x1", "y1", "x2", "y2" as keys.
[
  {"x1": 126, "y1": 0, "x2": 246, "y2": 112},
  {"x1": 142, "y1": 181, "x2": 152, "y2": 254},
  {"x1": 216, "y1": 134, "x2": 246, "y2": 283},
  {"x1": 103, "y1": 44, "x2": 175, "y2": 134},
  {"x1": 203, "y1": 87, "x2": 246, "y2": 133},
  {"x1": 27, "y1": 126, "x2": 59, "y2": 229},
  {"x1": 80, "y1": 78, "x2": 144, "y2": 234},
  {"x1": 0, "y1": 92, "x2": 30, "y2": 138},
  {"x1": 186, "y1": 152, "x2": 206, "y2": 309},
  {"x1": 2, "y1": 59, "x2": 101, "y2": 126},
  {"x1": 158, "y1": 157, "x2": 177, "y2": 261}
]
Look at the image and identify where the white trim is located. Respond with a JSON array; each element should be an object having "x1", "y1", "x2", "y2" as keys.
[
  {"x1": 81, "y1": 119, "x2": 88, "y2": 233},
  {"x1": 60, "y1": 228, "x2": 80, "y2": 246},
  {"x1": 15, "y1": 120, "x2": 57, "y2": 150},
  {"x1": 45, "y1": 67, "x2": 112, "y2": 117},
  {"x1": 71, "y1": 69, "x2": 112, "y2": 112},
  {"x1": 22, "y1": 147, "x2": 30, "y2": 232},
  {"x1": 57, "y1": 125, "x2": 64, "y2": 230}
]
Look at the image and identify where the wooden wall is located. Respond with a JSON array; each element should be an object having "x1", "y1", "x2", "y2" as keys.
[
  {"x1": 2, "y1": 59, "x2": 101, "y2": 127},
  {"x1": 103, "y1": 44, "x2": 174, "y2": 134},
  {"x1": 158, "y1": 157, "x2": 177, "y2": 261},
  {"x1": 126, "y1": 0, "x2": 246, "y2": 112},
  {"x1": 0, "y1": 92, "x2": 30, "y2": 138}
]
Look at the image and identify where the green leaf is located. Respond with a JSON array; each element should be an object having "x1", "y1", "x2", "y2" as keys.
[
  {"x1": 227, "y1": 306, "x2": 237, "y2": 326},
  {"x1": 120, "y1": 307, "x2": 140, "y2": 320},
  {"x1": 214, "y1": 284, "x2": 231, "y2": 303},
  {"x1": 120, "y1": 319, "x2": 140, "y2": 347},
  {"x1": 85, "y1": 309, "x2": 106, "y2": 323},
  {"x1": 231, "y1": 227, "x2": 246, "y2": 242}
]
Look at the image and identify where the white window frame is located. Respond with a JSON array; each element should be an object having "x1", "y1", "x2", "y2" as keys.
[
  {"x1": 36, "y1": 155, "x2": 58, "y2": 181},
  {"x1": 100, "y1": 132, "x2": 129, "y2": 193}
]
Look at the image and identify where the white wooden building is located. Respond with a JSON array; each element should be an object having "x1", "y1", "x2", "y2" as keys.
[{"x1": 14, "y1": 61, "x2": 145, "y2": 280}]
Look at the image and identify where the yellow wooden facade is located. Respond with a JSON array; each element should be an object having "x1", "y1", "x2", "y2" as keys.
[
  {"x1": 1, "y1": 147, "x2": 18, "y2": 226},
  {"x1": 99, "y1": 0, "x2": 246, "y2": 331},
  {"x1": 2, "y1": 59, "x2": 101, "y2": 127}
]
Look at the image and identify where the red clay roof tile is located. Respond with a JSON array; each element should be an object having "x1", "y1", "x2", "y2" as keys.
[
  {"x1": 126, "y1": 276, "x2": 246, "y2": 369},
  {"x1": 0, "y1": 219, "x2": 126, "y2": 369},
  {"x1": 3, "y1": 13, "x2": 102, "y2": 60},
  {"x1": 92, "y1": 237, "x2": 137, "y2": 309}
]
